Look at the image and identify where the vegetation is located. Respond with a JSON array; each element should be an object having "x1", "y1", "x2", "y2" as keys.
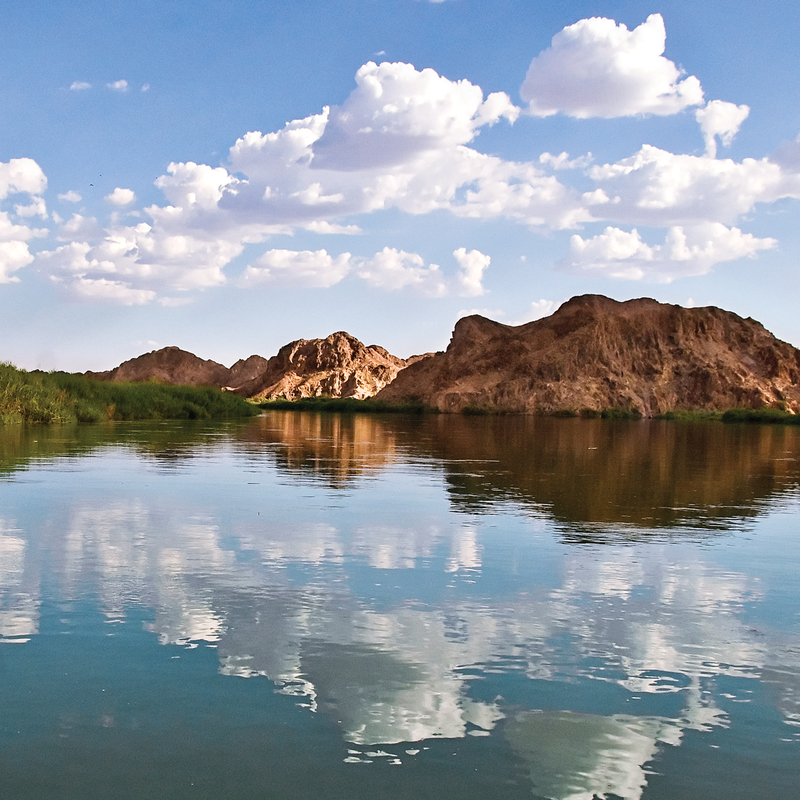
[
  {"x1": 258, "y1": 396, "x2": 433, "y2": 414},
  {"x1": 655, "y1": 410, "x2": 724, "y2": 422},
  {"x1": 721, "y1": 407, "x2": 800, "y2": 425},
  {"x1": 0, "y1": 363, "x2": 259, "y2": 424}
]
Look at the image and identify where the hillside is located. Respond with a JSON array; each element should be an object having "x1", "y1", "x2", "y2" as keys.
[{"x1": 376, "y1": 295, "x2": 800, "y2": 416}]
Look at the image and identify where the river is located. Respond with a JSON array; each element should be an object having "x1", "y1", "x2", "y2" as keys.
[{"x1": 1, "y1": 412, "x2": 798, "y2": 799}]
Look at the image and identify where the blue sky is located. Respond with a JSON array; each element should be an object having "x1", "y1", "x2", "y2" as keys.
[{"x1": 2, "y1": 0, "x2": 800, "y2": 370}]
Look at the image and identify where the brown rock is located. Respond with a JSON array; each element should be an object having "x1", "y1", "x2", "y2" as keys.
[
  {"x1": 234, "y1": 332, "x2": 407, "y2": 401},
  {"x1": 86, "y1": 346, "x2": 230, "y2": 387},
  {"x1": 227, "y1": 355, "x2": 270, "y2": 388},
  {"x1": 376, "y1": 295, "x2": 800, "y2": 416}
]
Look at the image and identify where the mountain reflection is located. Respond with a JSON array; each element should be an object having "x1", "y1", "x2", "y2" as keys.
[
  {"x1": 243, "y1": 412, "x2": 800, "y2": 531},
  {"x1": 1, "y1": 415, "x2": 799, "y2": 799}
]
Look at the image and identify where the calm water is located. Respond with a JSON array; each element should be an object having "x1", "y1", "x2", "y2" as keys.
[{"x1": 1, "y1": 413, "x2": 799, "y2": 799}]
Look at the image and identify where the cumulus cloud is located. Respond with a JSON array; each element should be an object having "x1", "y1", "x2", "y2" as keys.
[
  {"x1": 70, "y1": 81, "x2": 91, "y2": 91},
  {"x1": 358, "y1": 247, "x2": 446, "y2": 295},
  {"x1": 696, "y1": 100, "x2": 750, "y2": 157},
  {"x1": 106, "y1": 79, "x2": 129, "y2": 92},
  {"x1": 453, "y1": 247, "x2": 490, "y2": 296},
  {"x1": 520, "y1": 14, "x2": 703, "y2": 118},
  {"x1": 14, "y1": 197, "x2": 47, "y2": 219},
  {"x1": 239, "y1": 249, "x2": 353, "y2": 288},
  {"x1": 526, "y1": 299, "x2": 557, "y2": 320},
  {"x1": 58, "y1": 190, "x2": 82, "y2": 203},
  {"x1": 539, "y1": 151, "x2": 593, "y2": 170},
  {"x1": 57, "y1": 214, "x2": 104, "y2": 242},
  {"x1": 0, "y1": 158, "x2": 47, "y2": 199},
  {"x1": 27, "y1": 51, "x2": 797, "y2": 302},
  {"x1": 104, "y1": 187, "x2": 136, "y2": 206},
  {"x1": 36, "y1": 222, "x2": 238, "y2": 302},
  {"x1": 69, "y1": 276, "x2": 156, "y2": 305},
  {"x1": 312, "y1": 61, "x2": 518, "y2": 171},
  {"x1": 588, "y1": 145, "x2": 790, "y2": 226},
  {"x1": 562, "y1": 223, "x2": 776, "y2": 281},
  {"x1": 0, "y1": 241, "x2": 35, "y2": 283},
  {"x1": 0, "y1": 158, "x2": 48, "y2": 282}
]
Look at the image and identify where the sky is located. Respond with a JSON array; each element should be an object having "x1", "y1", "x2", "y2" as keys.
[{"x1": 2, "y1": 0, "x2": 800, "y2": 371}]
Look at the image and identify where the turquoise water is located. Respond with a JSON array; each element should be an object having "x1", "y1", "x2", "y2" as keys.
[{"x1": 1, "y1": 413, "x2": 798, "y2": 799}]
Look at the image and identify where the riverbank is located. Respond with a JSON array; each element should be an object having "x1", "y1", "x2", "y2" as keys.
[
  {"x1": 260, "y1": 396, "x2": 800, "y2": 424},
  {"x1": 0, "y1": 363, "x2": 258, "y2": 424}
]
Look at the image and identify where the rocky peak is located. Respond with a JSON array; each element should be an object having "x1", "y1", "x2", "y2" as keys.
[{"x1": 377, "y1": 295, "x2": 800, "y2": 416}]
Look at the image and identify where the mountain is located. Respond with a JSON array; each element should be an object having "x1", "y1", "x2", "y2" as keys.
[
  {"x1": 231, "y1": 332, "x2": 408, "y2": 400},
  {"x1": 84, "y1": 334, "x2": 411, "y2": 400},
  {"x1": 86, "y1": 346, "x2": 232, "y2": 386},
  {"x1": 375, "y1": 295, "x2": 800, "y2": 416}
]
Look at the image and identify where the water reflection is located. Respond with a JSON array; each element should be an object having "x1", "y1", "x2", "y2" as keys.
[{"x1": 1, "y1": 415, "x2": 799, "y2": 799}]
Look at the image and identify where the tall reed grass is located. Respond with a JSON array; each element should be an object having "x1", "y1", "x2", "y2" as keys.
[{"x1": 0, "y1": 363, "x2": 258, "y2": 424}]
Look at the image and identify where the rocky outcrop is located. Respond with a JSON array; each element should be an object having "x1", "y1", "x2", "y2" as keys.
[
  {"x1": 227, "y1": 355, "x2": 270, "y2": 387},
  {"x1": 86, "y1": 346, "x2": 232, "y2": 386},
  {"x1": 232, "y1": 332, "x2": 408, "y2": 401},
  {"x1": 376, "y1": 295, "x2": 800, "y2": 416}
]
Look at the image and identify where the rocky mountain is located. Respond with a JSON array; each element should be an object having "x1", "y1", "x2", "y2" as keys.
[
  {"x1": 86, "y1": 346, "x2": 232, "y2": 386},
  {"x1": 376, "y1": 295, "x2": 800, "y2": 416},
  {"x1": 85, "y1": 334, "x2": 411, "y2": 400},
  {"x1": 232, "y1": 332, "x2": 408, "y2": 401}
]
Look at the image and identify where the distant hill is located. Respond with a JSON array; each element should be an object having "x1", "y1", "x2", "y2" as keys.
[
  {"x1": 376, "y1": 295, "x2": 800, "y2": 416},
  {"x1": 86, "y1": 346, "x2": 232, "y2": 387},
  {"x1": 85, "y1": 334, "x2": 414, "y2": 401}
]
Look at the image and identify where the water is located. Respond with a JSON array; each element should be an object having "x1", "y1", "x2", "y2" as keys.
[{"x1": 1, "y1": 413, "x2": 798, "y2": 799}]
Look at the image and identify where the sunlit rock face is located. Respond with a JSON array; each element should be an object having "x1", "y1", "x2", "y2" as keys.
[
  {"x1": 377, "y1": 294, "x2": 800, "y2": 415},
  {"x1": 233, "y1": 331, "x2": 408, "y2": 400}
]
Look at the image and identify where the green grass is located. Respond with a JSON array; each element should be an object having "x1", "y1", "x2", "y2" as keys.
[
  {"x1": 258, "y1": 396, "x2": 433, "y2": 414},
  {"x1": 721, "y1": 407, "x2": 800, "y2": 425},
  {"x1": 655, "y1": 410, "x2": 724, "y2": 422},
  {"x1": 0, "y1": 363, "x2": 259, "y2": 424}
]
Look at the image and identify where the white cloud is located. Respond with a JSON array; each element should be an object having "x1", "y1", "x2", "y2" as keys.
[
  {"x1": 539, "y1": 151, "x2": 593, "y2": 170},
  {"x1": 69, "y1": 277, "x2": 156, "y2": 305},
  {"x1": 453, "y1": 247, "x2": 490, "y2": 296},
  {"x1": 358, "y1": 247, "x2": 447, "y2": 295},
  {"x1": 588, "y1": 145, "x2": 789, "y2": 226},
  {"x1": 563, "y1": 223, "x2": 776, "y2": 281},
  {"x1": 696, "y1": 100, "x2": 750, "y2": 157},
  {"x1": 0, "y1": 241, "x2": 35, "y2": 283},
  {"x1": 302, "y1": 221, "x2": 362, "y2": 235},
  {"x1": 57, "y1": 214, "x2": 104, "y2": 242},
  {"x1": 312, "y1": 61, "x2": 518, "y2": 171},
  {"x1": 520, "y1": 14, "x2": 703, "y2": 118},
  {"x1": 70, "y1": 81, "x2": 91, "y2": 91},
  {"x1": 104, "y1": 187, "x2": 136, "y2": 206},
  {"x1": 58, "y1": 190, "x2": 82, "y2": 203},
  {"x1": 0, "y1": 160, "x2": 49, "y2": 283},
  {"x1": 36, "y1": 222, "x2": 239, "y2": 302},
  {"x1": 27, "y1": 54, "x2": 796, "y2": 302},
  {"x1": 239, "y1": 249, "x2": 353, "y2": 288},
  {"x1": 0, "y1": 158, "x2": 47, "y2": 199},
  {"x1": 141, "y1": 83, "x2": 150, "y2": 92},
  {"x1": 106, "y1": 79, "x2": 129, "y2": 92},
  {"x1": 526, "y1": 299, "x2": 557, "y2": 320},
  {"x1": 14, "y1": 197, "x2": 47, "y2": 219}
]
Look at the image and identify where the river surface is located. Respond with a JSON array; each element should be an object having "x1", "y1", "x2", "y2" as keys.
[{"x1": 1, "y1": 412, "x2": 799, "y2": 799}]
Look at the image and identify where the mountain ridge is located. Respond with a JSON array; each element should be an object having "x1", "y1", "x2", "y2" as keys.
[{"x1": 83, "y1": 295, "x2": 800, "y2": 416}]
